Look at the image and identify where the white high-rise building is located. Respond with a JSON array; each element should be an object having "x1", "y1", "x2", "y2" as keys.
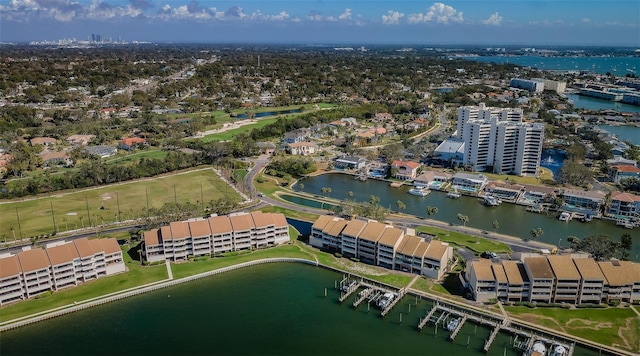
[{"x1": 458, "y1": 104, "x2": 544, "y2": 176}]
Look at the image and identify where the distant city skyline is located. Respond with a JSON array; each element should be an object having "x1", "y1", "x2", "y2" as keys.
[{"x1": 1, "y1": 1, "x2": 639, "y2": 46}]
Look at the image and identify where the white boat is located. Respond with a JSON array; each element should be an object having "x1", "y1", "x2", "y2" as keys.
[
  {"x1": 447, "y1": 188, "x2": 461, "y2": 199},
  {"x1": 558, "y1": 212, "x2": 571, "y2": 222},
  {"x1": 482, "y1": 195, "x2": 501, "y2": 206},
  {"x1": 377, "y1": 292, "x2": 395, "y2": 309},
  {"x1": 408, "y1": 186, "x2": 430, "y2": 196},
  {"x1": 549, "y1": 344, "x2": 568, "y2": 356},
  {"x1": 341, "y1": 280, "x2": 356, "y2": 292},
  {"x1": 446, "y1": 317, "x2": 460, "y2": 331},
  {"x1": 523, "y1": 341, "x2": 547, "y2": 356}
]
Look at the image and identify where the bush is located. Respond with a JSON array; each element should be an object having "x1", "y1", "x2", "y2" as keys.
[
  {"x1": 350, "y1": 257, "x2": 360, "y2": 263},
  {"x1": 608, "y1": 300, "x2": 621, "y2": 307},
  {"x1": 334, "y1": 252, "x2": 342, "y2": 258}
]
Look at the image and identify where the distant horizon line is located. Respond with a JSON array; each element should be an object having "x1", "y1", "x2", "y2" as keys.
[{"x1": 3, "y1": 41, "x2": 640, "y2": 50}]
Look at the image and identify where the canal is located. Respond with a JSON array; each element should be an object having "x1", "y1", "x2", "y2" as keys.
[{"x1": 294, "y1": 173, "x2": 639, "y2": 261}]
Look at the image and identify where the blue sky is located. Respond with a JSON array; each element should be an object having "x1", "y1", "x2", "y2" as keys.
[{"x1": 1, "y1": 0, "x2": 639, "y2": 46}]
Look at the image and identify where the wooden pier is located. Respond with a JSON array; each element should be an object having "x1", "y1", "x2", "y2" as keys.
[
  {"x1": 418, "y1": 303, "x2": 438, "y2": 330},
  {"x1": 483, "y1": 323, "x2": 501, "y2": 352},
  {"x1": 338, "y1": 281, "x2": 362, "y2": 303},
  {"x1": 381, "y1": 288, "x2": 405, "y2": 317},
  {"x1": 353, "y1": 288, "x2": 374, "y2": 308},
  {"x1": 449, "y1": 315, "x2": 467, "y2": 341}
]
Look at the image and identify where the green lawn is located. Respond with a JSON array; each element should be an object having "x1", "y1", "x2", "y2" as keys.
[
  {"x1": 504, "y1": 305, "x2": 640, "y2": 353},
  {"x1": 200, "y1": 117, "x2": 280, "y2": 142},
  {"x1": 416, "y1": 226, "x2": 511, "y2": 254},
  {"x1": 104, "y1": 149, "x2": 168, "y2": 165},
  {"x1": 0, "y1": 243, "x2": 167, "y2": 323},
  {"x1": 170, "y1": 244, "x2": 315, "y2": 279},
  {"x1": 0, "y1": 168, "x2": 240, "y2": 239}
]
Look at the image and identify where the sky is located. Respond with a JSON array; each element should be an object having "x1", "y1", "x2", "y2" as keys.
[{"x1": 1, "y1": 0, "x2": 639, "y2": 46}]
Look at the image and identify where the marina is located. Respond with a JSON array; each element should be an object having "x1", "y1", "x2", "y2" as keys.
[{"x1": 294, "y1": 173, "x2": 640, "y2": 261}]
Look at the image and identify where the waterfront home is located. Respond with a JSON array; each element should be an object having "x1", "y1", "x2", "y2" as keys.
[
  {"x1": 310, "y1": 216, "x2": 453, "y2": 280},
  {"x1": 285, "y1": 142, "x2": 318, "y2": 156},
  {"x1": 120, "y1": 137, "x2": 146, "y2": 150},
  {"x1": 465, "y1": 254, "x2": 640, "y2": 305},
  {"x1": 334, "y1": 156, "x2": 366, "y2": 170},
  {"x1": 606, "y1": 156, "x2": 637, "y2": 167},
  {"x1": 367, "y1": 161, "x2": 387, "y2": 178},
  {"x1": 573, "y1": 258, "x2": 605, "y2": 304},
  {"x1": 607, "y1": 191, "x2": 640, "y2": 220},
  {"x1": 143, "y1": 212, "x2": 290, "y2": 263},
  {"x1": 547, "y1": 256, "x2": 581, "y2": 304},
  {"x1": 560, "y1": 189, "x2": 605, "y2": 215},
  {"x1": 609, "y1": 165, "x2": 640, "y2": 183},
  {"x1": 413, "y1": 171, "x2": 452, "y2": 190},
  {"x1": 484, "y1": 181, "x2": 524, "y2": 203},
  {"x1": 434, "y1": 138, "x2": 465, "y2": 164},
  {"x1": 256, "y1": 142, "x2": 276, "y2": 155},
  {"x1": 523, "y1": 257, "x2": 555, "y2": 303},
  {"x1": 0, "y1": 238, "x2": 124, "y2": 306},
  {"x1": 391, "y1": 160, "x2": 421, "y2": 180},
  {"x1": 451, "y1": 173, "x2": 489, "y2": 195}
]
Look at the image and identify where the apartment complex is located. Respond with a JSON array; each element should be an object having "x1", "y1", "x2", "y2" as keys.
[
  {"x1": 456, "y1": 103, "x2": 544, "y2": 176},
  {"x1": 143, "y1": 212, "x2": 290, "y2": 263},
  {"x1": 310, "y1": 215, "x2": 453, "y2": 280},
  {"x1": 0, "y1": 238, "x2": 125, "y2": 306},
  {"x1": 466, "y1": 254, "x2": 640, "y2": 304}
]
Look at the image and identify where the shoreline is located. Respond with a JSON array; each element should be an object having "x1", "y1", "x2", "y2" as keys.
[{"x1": 1, "y1": 258, "x2": 633, "y2": 356}]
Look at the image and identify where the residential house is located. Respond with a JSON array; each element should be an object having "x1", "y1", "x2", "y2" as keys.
[
  {"x1": 335, "y1": 156, "x2": 366, "y2": 170},
  {"x1": 391, "y1": 160, "x2": 421, "y2": 180},
  {"x1": 561, "y1": 189, "x2": 605, "y2": 215},
  {"x1": 607, "y1": 191, "x2": 640, "y2": 220},
  {"x1": 484, "y1": 181, "x2": 524, "y2": 203},
  {"x1": 376, "y1": 227, "x2": 404, "y2": 270},
  {"x1": 422, "y1": 240, "x2": 453, "y2": 280},
  {"x1": 413, "y1": 171, "x2": 452, "y2": 190},
  {"x1": 120, "y1": 137, "x2": 146, "y2": 150},
  {"x1": 30, "y1": 137, "x2": 57, "y2": 147},
  {"x1": 282, "y1": 128, "x2": 310, "y2": 144},
  {"x1": 606, "y1": 156, "x2": 637, "y2": 167},
  {"x1": 286, "y1": 142, "x2": 318, "y2": 156},
  {"x1": 39, "y1": 150, "x2": 73, "y2": 167},
  {"x1": 502, "y1": 260, "x2": 530, "y2": 302},
  {"x1": 373, "y1": 113, "x2": 393, "y2": 122},
  {"x1": 340, "y1": 219, "x2": 367, "y2": 258},
  {"x1": 451, "y1": 173, "x2": 489, "y2": 195},
  {"x1": 367, "y1": 161, "x2": 388, "y2": 178},
  {"x1": 599, "y1": 261, "x2": 634, "y2": 303},
  {"x1": 83, "y1": 145, "x2": 117, "y2": 158},
  {"x1": 257, "y1": 142, "x2": 276, "y2": 155},
  {"x1": 66, "y1": 134, "x2": 96, "y2": 146},
  {"x1": 208, "y1": 215, "x2": 234, "y2": 254},
  {"x1": 609, "y1": 165, "x2": 640, "y2": 183}
]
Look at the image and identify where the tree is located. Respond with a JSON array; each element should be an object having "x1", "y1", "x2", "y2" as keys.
[
  {"x1": 321, "y1": 187, "x2": 332, "y2": 197},
  {"x1": 457, "y1": 213, "x2": 469, "y2": 227},
  {"x1": 574, "y1": 235, "x2": 622, "y2": 261},
  {"x1": 396, "y1": 200, "x2": 406, "y2": 213},
  {"x1": 492, "y1": 219, "x2": 499, "y2": 233},
  {"x1": 426, "y1": 206, "x2": 439, "y2": 218},
  {"x1": 298, "y1": 183, "x2": 304, "y2": 192},
  {"x1": 369, "y1": 195, "x2": 380, "y2": 206},
  {"x1": 347, "y1": 191, "x2": 354, "y2": 199},
  {"x1": 529, "y1": 227, "x2": 544, "y2": 241}
]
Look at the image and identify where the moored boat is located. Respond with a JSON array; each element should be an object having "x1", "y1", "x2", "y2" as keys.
[
  {"x1": 408, "y1": 186, "x2": 430, "y2": 196},
  {"x1": 377, "y1": 292, "x2": 395, "y2": 309},
  {"x1": 523, "y1": 341, "x2": 547, "y2": 356}
]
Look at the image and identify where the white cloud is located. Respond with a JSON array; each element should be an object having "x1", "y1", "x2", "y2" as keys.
[
  {"x1": 408, "y1": 2, "x2": 463, "y2": 24},
  {"x1": 482, "y1": 12, "x2": 502, "y2": 26},
  {"x1": 382, "y1": 10, "x2": 404, "y2": 25},
  {"x1": 581, "y1": 18, "x2": 591, "y2": 23},
  {"x1": 338, "y1": 8, "x2": 351, "y2": 21}
]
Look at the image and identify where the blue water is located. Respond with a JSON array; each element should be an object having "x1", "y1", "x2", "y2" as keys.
[
  {"x1": 459, "y1": 55, "x2": 639, "y2": 75},
  {"x1": 597, "y1": 125, "x2": 640, "y2": 145},
  {"x1": 236, "y1": 109, "x2": 302, "y2": 119},
  {"x1": 567, "y1": 94, "x2": 640, "y2": 113},
  {"x1": 539, "y1": 149, "x2": 567, "y2": 179}
]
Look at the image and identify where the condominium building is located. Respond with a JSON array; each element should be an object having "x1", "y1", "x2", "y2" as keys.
[
  {"x1": 465, "y1": 254, "x2": 640, "y2": 304},
  {"x1": 607, "y1": 191, "x2": 640, "y2": 220},
  {"x1": 510, "y1": 78, "x2": 544, "y2": 92},
  {"x1": 457, "y1": 103, "x2": 544, "y2": 176},
  {"x1": 142, "y1": 212, "x2": 290, "y2": 262},
  {"x1": 310, "y1": 216, "x2": 453, "y2": 280},
  {"x1": 0, "y1": 238, "x2": 124, "y2": 306}
]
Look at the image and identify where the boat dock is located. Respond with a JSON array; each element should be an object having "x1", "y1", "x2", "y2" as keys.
[
  {"x1": 448, "y1": 314, "x2": 467, "y2": 341},
  {"x1": 380, "y1": 288, "x2": 405, "y2": 317},
  {"x1": 418, "y1": 302, "x2": 439, "y2": 330},
  {"x1": 353, "y1": 288, "x2": 374, "y2": 308}
]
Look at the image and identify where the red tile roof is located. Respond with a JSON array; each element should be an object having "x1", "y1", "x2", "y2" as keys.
[
  {"x1": 17, "y1": 249, "x2": 50, "y2": 272},
  {"x1": 0, "y1": 255, "x2": 22, "y2": 278}
]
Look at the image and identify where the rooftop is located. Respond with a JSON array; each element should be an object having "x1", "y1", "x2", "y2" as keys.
[{"x1": 524, "y1": 257, "x2": 554, "y2": 279}]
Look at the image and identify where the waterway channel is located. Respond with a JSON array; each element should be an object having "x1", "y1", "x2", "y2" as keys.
[
  {"x1": 293, "y1": 173, "x2": 639, "y2": 261},
  {"x1": 1, "y1": 263, "x2": 605, "y2": 356}
]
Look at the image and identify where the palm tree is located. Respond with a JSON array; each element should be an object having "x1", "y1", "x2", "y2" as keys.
[
  {"x1": 10, "y1": 227, "x2": 16, "y2": 241},
  {"x1": 347, "y1": 191, "x2": 354, "y2": 199},
  {"x1": 63, "y1": 217, "x2": 69, "y2": 231},
  {"x1": 396, "y1": 200, "x2": 406, "y2": 213},
  {"x1": 530, "y1": 227, "x2": 544, "y2": 241},
  {"x1": 321, "y1": 187, "x2": 330, "y2": 196},
  {"x1": 79, "y1": 216, "x2": 84, "y2": 229},
  {"x1": 457, "y1": 213, "x2": 469, "y2": 227},
  {"x1": 369, "y1": 195, "x2": 380, "y2": 206},
  {"x1": 298, "y1": 183, "x2": 304, "y2": 192},
  {"x1": 492, "y1": 219, "x2": 499, "y2": 233},
  {"x1": 426, "y1": 206, "x2": 439, "y2": 218}
]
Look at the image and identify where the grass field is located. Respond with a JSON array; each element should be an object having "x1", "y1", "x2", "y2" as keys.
[
  {"x1": 416, "y1": 226, "x2": 511, "y2": 254},
  {"x1": 483, "y1": 168, "x2": 555, "y2": 186},
  {"x1": 0, "y1": 168, "x2": 240, "y2": 239},
  {"x1": 504, "y1": 305, "x2": 640, "y2": 353}
]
